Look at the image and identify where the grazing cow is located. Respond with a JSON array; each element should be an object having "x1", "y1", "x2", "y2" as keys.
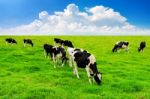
[
  {"x1": 5, "y1": 38, "x2": 17, "y2": 45},
  {"x1": 54, "y1": 39, "x2": 74, "y2": 67},
  {"x1": 112, "y1": 41, "x2": 129, "y2": 52},
  {"x1": 54, "y1": 38, "x2": 75, "y2": 47},
  {"x1": 138, "y1": 41, "x2": 146, "y2": 52},
  {"x1": 55, "y1": 39, "x2": 102, "y2": 84},
  {"x1": 43, "y1": 44, "x2": 67, "y2": 68},
  {"x1": 54, "y1": 38, "x2": 63, "y2": 46},
  {"x1": 43, "y1": 44, "x2": 53, "y2": 59},
  {"x1": 72, "y1": 51, "x2": 102, "y2": 85},
  {"x1": 51, "y1": 46, "x2": 68, "y2": 68},
  {"x1": 61, "y1": 40, "x2": 75, "y2": 67},
  {"x1": 62, "y1": 40, "x2": 74, "y2": 48},
  {"x1": 23, "y1": 39, "x2": 33, "y2": 47}
]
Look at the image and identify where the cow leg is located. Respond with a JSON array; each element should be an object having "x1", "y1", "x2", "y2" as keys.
[
  {"x1": 73, "y1": 62, "x2": 80, "y2": 79},
  {"x1": 73, "y1": 68, "x2": 76, "y2": 75},
  {"x1": 115, "y1": 48, "x2": 118, "y2": 52},
  {"x1": 61, "y1": 58, "x2": 65, "y2": 67},
  {"x1": 48, "y1": 52, "x2": 53, "y2": 59},
  {"x1": 52, "y1": 53, "x2": 56, "y2": 68},
  {"x1": 61, "y1": 62, "x2": 64, "y2": 67},
  {"x1": 85, "y1": 67, "x2": 92, "y2": 84},
  {"x1": 69, "y1": 55, "x2": 73, "y2": 67}
]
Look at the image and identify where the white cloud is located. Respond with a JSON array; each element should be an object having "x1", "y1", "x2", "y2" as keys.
[{"x1": 0, "y1": 3, "x2": 150, "y2": 35}]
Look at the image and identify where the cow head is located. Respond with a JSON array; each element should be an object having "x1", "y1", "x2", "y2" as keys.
[
  {"x1": 94, "y1": 72, "x2": 102, "y2": 85},
  {"x1": 125, "y1": 42, "x2": 129, "y2": 46}
]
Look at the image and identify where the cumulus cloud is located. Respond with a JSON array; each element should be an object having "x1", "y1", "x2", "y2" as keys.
[{"x1": 0, "y1": 3, "x2": 149, "y2": 35}]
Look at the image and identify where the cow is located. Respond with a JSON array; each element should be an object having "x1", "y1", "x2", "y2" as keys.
[
  {"x1": 54, "y1": 39, "x2": 74, "y2": 67},
  {"x1": 43, "y1": 44, "x2": 53, "y2": 59},
  {"x1": 72, "y1": 51, "x2": 102, "y2": 85},
  {"x1": 112, "y1": 41, "x2": 129, "y2": 52},
  {"x1": 138, "y1": 41, "x2": 146, "y2": 52},
  {"x1": 5, "y1": 38, "x2": 17, "y2": 45},
  {"x1": 62, "y1": 40, "x2": 74, "y2": 48},
  {"x1": 43, "y1": 44, "x2": 67, "y2": 68},
  {"x1": 54, "y1": 38, "x2": 63, "y2": 46},
  {"x1": 51, "y1": 46, "x2": 68, "y2": 68},
  {"x1": 60, "y1": 40, "x2": 75, "y2": 67},
  {"x1": 23, "y1": 39, "x2": 33, "y2": 47},
  {"x1": 62, "y1": 40, "x2": 102, "y2": 84}
]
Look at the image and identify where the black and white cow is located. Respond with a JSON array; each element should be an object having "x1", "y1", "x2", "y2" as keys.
[
  {"x1": 43, "y1": 44, "x2": 53, "y2": 59},
  {"x1": 43, "y1": 44, "x2": 67, "y2": 68},
  {"x1": 54, "y1": 38, "x2": 75, "y2": 47},
  {"x1": 112, "y1": 41, "x2": 129, "y2": 52},
  {"x1": 62, "y1": 40, "x2": 102, "y2": 84},
  {"x1": 5, "y1": 38, "x2": 17, "y2": 45},
  {"x1": 62, "y1": 40, "x2": 74, "y2": 48},
  {"x1": 54, "y1": 39, "x2": 74, "y2": 66},
  {"x1": 60, "y1": 40, "x2": 75, "y2": 67},
  {"x1": 51, "y1": 46, "x2": 68, "y2": 68},
  {"x1": 72, "y1": 51, "x2": 102, "y2": 85},
  {"x1": 23, "y1": 39, "x2": 33, "y2": 47},
  {"x1": 138, "y1": 41, "x2": 146, "y2": 52},
  {"x1": 54, "y1": 38, "x2": 63, "y2": 46}
]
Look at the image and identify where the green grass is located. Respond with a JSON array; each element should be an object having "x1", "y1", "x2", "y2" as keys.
[{"x1": 0, "y1": 36, "x2": 150, "y2": 99}]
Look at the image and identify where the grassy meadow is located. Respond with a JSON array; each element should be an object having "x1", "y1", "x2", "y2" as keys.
[{"x1": 0, "y1": 36, "x2": 150, "y2": 99}]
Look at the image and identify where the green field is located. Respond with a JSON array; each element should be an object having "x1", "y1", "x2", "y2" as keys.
[{"x1": 0, "y1": 36, "x2": 150, "y2": 99}]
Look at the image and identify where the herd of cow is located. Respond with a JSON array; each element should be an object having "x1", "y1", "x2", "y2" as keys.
[
  {"x1": 4, "y1": 38, "x2": 146, "y2": 85},
  {"x1": 112, "y1": 41, "x2": 146, "y2": 52}
]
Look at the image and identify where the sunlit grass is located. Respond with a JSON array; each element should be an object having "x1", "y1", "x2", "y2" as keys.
[{"x1": 0, "y1": 36, "x2": 150, "y2": 99}]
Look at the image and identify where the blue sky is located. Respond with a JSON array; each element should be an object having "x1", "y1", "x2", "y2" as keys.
[
  {"x1": 0, "y1": 0, "x2": 150, "y2": 35},
  {"x1": 0, "y1": 0, "x2": 149, "y2": 28}
]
